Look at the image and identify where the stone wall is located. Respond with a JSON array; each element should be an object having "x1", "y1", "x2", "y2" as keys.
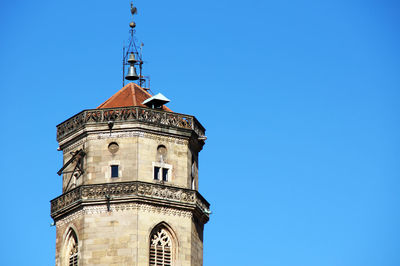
[
  {"x1": 55, "y1": 203, "x2": 201, "y2": 266},
  {"x1": 54, "y1": 109, "x2": 208, "y2": 266},
  {"x1": 61, "y1": 126, "x2": 198, "y2": 193}
]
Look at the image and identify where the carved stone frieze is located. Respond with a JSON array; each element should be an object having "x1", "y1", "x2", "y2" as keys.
[
  {"x1": 51, "y1": 187, "x2": 82, "y2": 214},
  {"x1": 63, "y1": 138, "x2": 87, "y2": 153},
  {"x1": 88, "y1": 131, "x2": 141, "y2": 140},
  {"x1": 51, "y1": 181, "x2": 209, "y2": 221},
  {"x1": 57, "y1": 106, "x2": 205, "y2": 142},
  {"x1": 55, "y1": 209, "x2": 84, "y2": 228},
  {"x1": 141, "y1": 132, "x2": 188, "y2": 145},
  {"x1": 84, "y1": 131, "x2": 188, "y2": 145},
  {"x1": 55, "y1": 203, "x2": 192, "y2": 228},
  {"x1": 83, "y1": 203, "x2": 192, "y2": 217}
]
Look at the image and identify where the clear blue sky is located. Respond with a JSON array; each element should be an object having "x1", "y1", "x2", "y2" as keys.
[{"x1": 1, "y1": 0, "x2": 399, "y2": 265}]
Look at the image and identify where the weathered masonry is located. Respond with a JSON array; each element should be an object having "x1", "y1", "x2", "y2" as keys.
[{"x1": 51, "y1": 83, "x2": 210, "y2": 266}]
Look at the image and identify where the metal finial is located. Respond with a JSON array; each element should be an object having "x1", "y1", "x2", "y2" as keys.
[
  {"x1": 130, "y1": 2, "x2": 137, "y2": 29},
  {"x1": 123, "y1": 1, "x2": 147, "y2": 88}
]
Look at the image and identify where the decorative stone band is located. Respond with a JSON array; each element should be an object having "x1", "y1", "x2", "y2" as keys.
[
  {"x1": 56, "y1": 106, "x2": 206, "y2": 142},
  {"x1": 50, "y1": 181, "x2": 210, "y2": 223}
]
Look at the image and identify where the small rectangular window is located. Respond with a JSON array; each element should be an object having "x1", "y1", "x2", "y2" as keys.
[
  {"x1": 111, "y1": 165, "x2": 119, "y2": 178},
  {"x1": 154, "y1": 167, "x2": 160, "y2": 180},
  {"x1": 162, "y1": 168, "x2": 168, "y2": 181}
]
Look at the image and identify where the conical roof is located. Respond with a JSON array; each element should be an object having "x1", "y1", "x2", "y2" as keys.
[{"x1": 97, "y1": 83, "x2": 171, "y2": 111}]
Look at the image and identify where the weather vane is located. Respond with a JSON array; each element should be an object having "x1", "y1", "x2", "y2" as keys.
[{"x1": 123, "y1": 1, "x2": 148, "y2": 89}]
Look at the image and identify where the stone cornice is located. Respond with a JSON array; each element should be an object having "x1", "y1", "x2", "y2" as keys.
[
  {"x1": 55, "y1": 204, "x2": 194, "y2": 228},
  {"x1": 56, "y1": 106, "x2": 206, "y2": 143},
  {"x1": 50, "y1": 181, "x2": 210, "y2": 223}
]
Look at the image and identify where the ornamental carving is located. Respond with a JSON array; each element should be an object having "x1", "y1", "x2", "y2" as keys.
[
  {"x1": 56, "y1": 203, "x2": 193, "y2": 227},
  {"x1": 51, "y1": 181, "x2": 210, "y2": 220},
  {"x1": 57, "y1": 107, "x2": 205, "y2": 141}
]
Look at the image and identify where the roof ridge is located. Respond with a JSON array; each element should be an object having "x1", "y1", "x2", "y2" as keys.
[{"x1": 130, "y1": 84, "x2": 137, "y2": 106}]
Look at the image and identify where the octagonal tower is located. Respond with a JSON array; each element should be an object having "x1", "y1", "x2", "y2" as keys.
[{"x1": 51, "y1": 82, "x2": 209, "y2": 265}]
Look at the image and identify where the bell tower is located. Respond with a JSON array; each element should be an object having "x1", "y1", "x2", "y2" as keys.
[{"x1": 51, "y1": 3, "x2": 210, "y2": 266}]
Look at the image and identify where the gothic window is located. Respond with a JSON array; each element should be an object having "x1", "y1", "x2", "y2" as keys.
[
  {"x1": 65, "y1": 229, "x2": 78, "y2": 266},
  {"x1": 149, "y1": 228, "x2": 172, "y2": 266}
]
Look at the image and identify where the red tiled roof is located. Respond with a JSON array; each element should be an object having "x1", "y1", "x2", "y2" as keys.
[{"x1": 97, "y1": 83, "x2": 172, "y2": 112}]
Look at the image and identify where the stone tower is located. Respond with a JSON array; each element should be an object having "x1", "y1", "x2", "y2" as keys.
[{"x1": 50, "y1": 82, "x2": 210, "y2": 265}]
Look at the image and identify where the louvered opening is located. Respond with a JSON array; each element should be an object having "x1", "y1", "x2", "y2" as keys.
[
  {"x1": 150, "y1": 248, "x2": 156, "y2": 255},
  {"x1": 150, "y1": 246, "x2": 156, "y2": 265},
  {"x1": 150, "y1": 228, "x2": 173, "y2": 266},
  {"x1": 69, "y1": 254, "x2": 78, "y2": 266},
  {"x1": 164, "y1": 246, "x2": 171, "y2": 266}
]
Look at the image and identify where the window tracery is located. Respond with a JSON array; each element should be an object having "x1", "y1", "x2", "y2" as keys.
[
  {"x1": 149, "y1": 228, "x2": 172, "y2": 266},
  {"x1": 66, "y1": 229, "x2": 78, "y2": 266}
]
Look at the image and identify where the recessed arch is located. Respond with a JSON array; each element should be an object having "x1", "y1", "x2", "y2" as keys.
[
  {"x1": 63, "y1": 227, "x2": 79, "y2": 266},
  {"x1": 157, "y1": 145, "x2": 168, "y2": 162},
  {"x1": 149, "y1": 222, "x2": 178, "y2": 266}
]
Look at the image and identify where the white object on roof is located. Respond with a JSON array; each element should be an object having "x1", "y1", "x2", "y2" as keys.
[{"x1": 142, "y1": 93, "x2": 170, "y2": 108}]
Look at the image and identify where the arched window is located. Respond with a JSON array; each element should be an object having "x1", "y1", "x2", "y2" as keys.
[
  {"x1": 65, "y1": 229, "x2": 79, "y2": 266},
  {"x1": 149, "y1": 227, "x2": 172, "y2": 266}
]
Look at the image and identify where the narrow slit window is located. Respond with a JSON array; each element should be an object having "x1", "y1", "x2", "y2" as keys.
[
  {"x1": 154, "y1": 167, "x2": 160, "y2": 180},
  {"x1": 111, "y1": 165, "x2": 119, "y2": 178},
  {"x1": 162, "y1": 168, "x2": 168, "y2": 181}
]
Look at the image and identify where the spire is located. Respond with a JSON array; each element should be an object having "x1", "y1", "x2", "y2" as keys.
[{"x1": 123, "y1": 1, "x2": 147, "y2": 88}]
